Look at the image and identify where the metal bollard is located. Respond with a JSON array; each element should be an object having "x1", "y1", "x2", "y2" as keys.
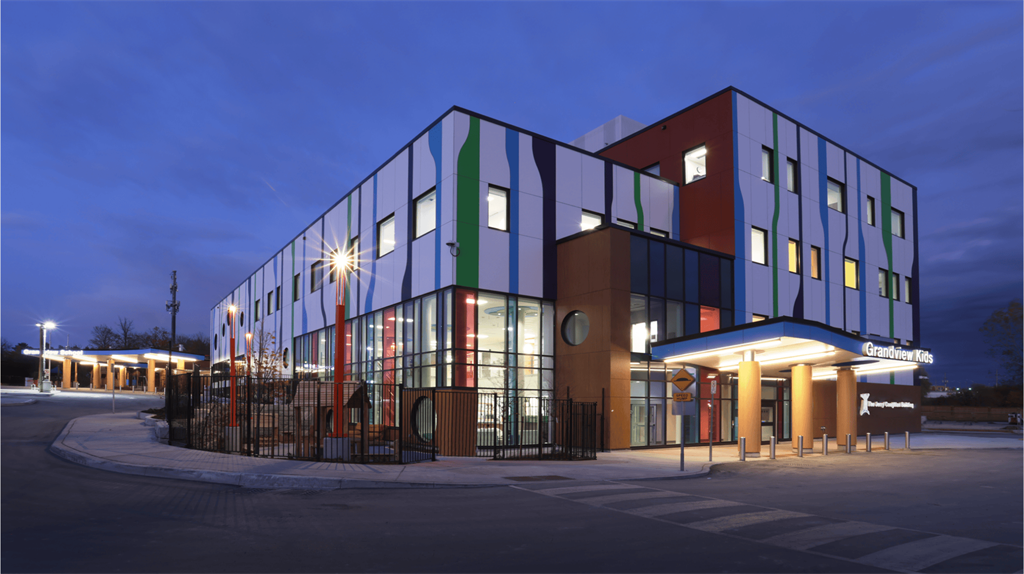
[
  {"x1": 798, "y1": 435, "x2": 804, "y2": 458},
  {"x1": 770, "y1": 436, "x2": 776, "y2": 460},
  {"x1": 739, "y1": 437, "x2": 746, "y2": 461},
  {"x1": 866, "y1": 433, "x2": 872, "y2": 452},
  {"x1": 846, "y1": 434, "x2": 852, "y2": 454},
  {"x1": 905, "y1": 431, "x2": 910, "y2": 450},
  {"x1": 823, "y1": 434, "x2": 828, "y2": 456},
  {"x1": 884, "y1": 431, "x2": 890, "y2": 450}
]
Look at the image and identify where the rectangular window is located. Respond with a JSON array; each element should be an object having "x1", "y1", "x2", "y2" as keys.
[
  {"x1": 761, "y1": 147, "x2": 774, "y2": 183},
  {"x1": 310, "y1": 261, "x2": 323, "y2": 293},
  {"x1": 891, "y1": 208, "x2": 905, "y2": 238},
  {"x1": 752, "y1": 314, "x2": 768, "y2": 323},
  {"x1": 904, "y1": 277, "x2": 911, "y2": 303},
  {"x1": 810, "y1": 246, "x2": 821, "y2": 279},
  {"x1": 618, "y1": 219, "x2": 636, "y2": 229},
  {"x1": 329, "y1": 249, "x2": 339, "y2": 283},
  {"x1": 683, "y1": 145, "x2": 707, "y2": 184},
  {"x1": 487, "y1": 186, "x2": 508, "y2": 231},
  {"x1": 878, "y1": 269, "x2": 888, "y2": 297},
  {"x1": 827, "y1": 179, "x2": 845, "y2": 213},
  {"x1": 276, "y1": 286, "x2": 281, "y2": 310},
  {"x1": 786, "y1": 159, "x2": 797, "y2": 193},
  {"x1": 255, "y1": 300, "x2": 261, "y2": 321},
  {"x1": 650, "y1": 228, "x2": 668, "y2": 238},
  {"x1": 293, "y1": 274, "x2": 300, "y2": 302},
  {"x1": 892, "y1": 272, "x2": 900, "y2": 301},
  {"x1": 700, "y1": 306, "x2": 720, "y2": 333},
  {"x1": 377, "y1": 214, "x2": 395, "y2": 258},
  {"x1": 267, "y1": 291, "x2": 273, "y2": 315},
  {"x1": 788, "y1": 239, "x2": 800, "y2": 274},
  {"x1": 581, "y1": 210, "x2": 603, "y2": 231},
  {"x1": 751, "y1": 227, "x2": 767, "y2": 265},
  {"x1": 844, "y1": 258, "x2": 859, "y2": 289},
  {"x1": 866, "y1": 196, "x2": 876, "y2": 226},
  {"x1": 414, "y1": 188, "x2": 436, "y2": 239}
]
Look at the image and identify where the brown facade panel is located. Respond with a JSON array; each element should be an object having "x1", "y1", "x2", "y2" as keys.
[{"x1": 856, "y1": 382, "x2": 922, "y2": 435}]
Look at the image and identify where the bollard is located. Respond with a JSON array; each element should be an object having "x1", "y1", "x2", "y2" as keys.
[
  {"x1": 798, "y1": 435, "x2": 804, "y2": 458},
  {"x1": 905, "y1": 431, "x2": 910, "y2": 450},
  {"x1": 884, "y1": 431, "x2": 890, "y2": 450},
  {"x1": 866, "y1": 433, "x2": 872, "y2": 453},
  {"x1": 739, "y1": 437, "x2": 746, "y2": 462},
  {"x1": 823, "y1": 434, "x2": 828, "y2": 456},
  {"x1": 846, "y1": 434, "x2": 852, "y2": 454},
  {"x1": 770, "y1": 436, "x2": 776, "y2": 460}
]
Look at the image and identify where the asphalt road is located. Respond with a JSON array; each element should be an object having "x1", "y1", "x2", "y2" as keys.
[{"x1": 3, "y1": 392, "x2": 1021, "y2": 573}]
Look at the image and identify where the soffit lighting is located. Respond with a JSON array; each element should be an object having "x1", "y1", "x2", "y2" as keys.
[{"x1": 662, "y1": 338, "x2": 783, "y2": 363}]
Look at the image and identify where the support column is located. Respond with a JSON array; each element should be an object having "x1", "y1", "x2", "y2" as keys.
[
  {"x1": 62, "y1": 358, "x2": 72, "y2": 389},
  {"x1": 836, "y1": 368, "x2": 857, "y2": 447},
  {"x1": 106, "y1": 360, "x2": 115, "y2": 390},
  {"x1": 147, "y1": 360, "x2": 156, "y2": 393},
  {"x1": 792, "y1": 364, "x2": 813, "y2": 452},
  {"x1": 92, "y1": 363, "x2": 100, "y2": 389},
  {"x1": 738, "y1": 351, "x2": 761, "y2": 458}
]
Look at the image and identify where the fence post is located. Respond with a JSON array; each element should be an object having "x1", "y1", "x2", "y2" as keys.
[
  {"x1": 431, "y1": 387, "x2": 437, "y2": 463},
  {"x1": 846, "y1": 434, "x2": 852, "y2": 454},
  {"x1": 905, "y1": 431, "x2": 910, "y2": 450},
  {"x1": 884, "y1": 431, "x2": 890, "y2": 450}
]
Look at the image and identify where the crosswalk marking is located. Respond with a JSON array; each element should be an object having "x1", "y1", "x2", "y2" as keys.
[
  {"x1": 531, "y1": 484, "x2": 636, "y2": 496},
  {"x1": 685, "y1": 509, "x2": 807, "y2": 533},
  {"x1": 578, "y1": 491, "x2": 688, "y2": 507},
  {"x1": 857, "y1": 534, "x2": 998, "y2": 572},
  {"x1": 626, "y1": 498, "x2": 741, "y2": 518},
  {"x1": 759, "y1": 520, "x2": 893, "y2": 550}
]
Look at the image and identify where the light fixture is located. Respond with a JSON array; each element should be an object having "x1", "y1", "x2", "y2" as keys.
[
  {"x1": 719, "y1": 349, "x2": 835, "y2": 371},
  {"x1": 662, "y1": 338, "x2": 783, "y2": 363}
]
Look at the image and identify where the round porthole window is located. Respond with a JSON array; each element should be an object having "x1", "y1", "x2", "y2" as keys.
[
  {"x1": 412, "y1": 396, "x2": 436, "y2": 442},
  {"x1": 221, "y1": 324, "x2": 226, "y2": 337},
  {"x1": 561, "y1": 311, "x2": 590, "y2": 346}
]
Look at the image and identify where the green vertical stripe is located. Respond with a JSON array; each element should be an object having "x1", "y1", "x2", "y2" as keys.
[
  {"x1": 456, "y1": 116, "x2": 480, "y2": 287},
  {"x1": 633, "y1": 172, "x2": 644, "y2": 230},
  {"x1": 771, "y1": 113, "x2": 781, "y2": 318},
  {"x1": 881, "y1": 173, "x2": 894, "y2": 339}
]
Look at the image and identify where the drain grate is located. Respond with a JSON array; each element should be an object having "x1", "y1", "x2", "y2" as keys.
[{"x1": 502, "y1": 475, "x2": 574, "y2": 482}]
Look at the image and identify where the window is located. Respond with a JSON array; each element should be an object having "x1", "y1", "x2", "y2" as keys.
[
  {"x1": 329, "y1": 249, "x2": 339, "y2": 283},
  {"x1": 891, "y1": 208, "x2": 905, "y2": 238},
  {"x1": 844, "y1": 258, "x2": 859, "y2": 289},
  {"x1": 310, "y1": 260, "x2": 324, "y2": 293},
  {"x1": 788, "y1": 239, "x2": 800, "y2": 273},
  {"x1": 892, "y1": 272, "x2": 900, "y2": 301},
  {"x1": 810, "y1": 246, "x2": 821, "y2": 279},
  {"x1": 293, "y1": 274, "x2": 300, "y2": 302},
  {"x1": 650, "y1": 229, "x2": 668, "y2": 238},
  {"x1": 878, "y1": 269, "x2": 888, "y2": 297},
  {"x1": 683, "y1": 145, "x2": 706, "y2": 184},
  {"x1": 904, "y1": 277, "x2": 911, "y2": 303},
  {"x1": 377, "y1": 214, "x2": 395, "y2": 258},
  {"x1": 752, "y1": 314, "x2": 768, "y2": 322},
  {"x1": 643, "y1": 162, "x2": 660, "y2": 176},
  {"x1": 276, "y1": 286, "x2": 281, "y2": 310},
  {"x1": 487, "y1": 186, "x2": 508, "y2": 231},
  {"x1": 267, "y1": 291, "x2": 273, "y2": 315},
  {"x1": 761, "y1": 147, "x2": 774, "y2": 183},
  {"x1": 581, "y1": 210, "x2": 603, "y2": 231},
  {"x1": 618, "y1": 219, "x2": 636, "y2": 229},
  {"x1": 786, "y1": 159, "x2": 798, "y2": 193},
  {"x1": 561, "y1": 311, "x2": 590, "y2": 346},
  {"x1": 700, "y1": 306, "x2": 720, "y2": 333},
  {"x1": 751, "y1": 227, "x2": 767, "y2": 265},
  {"x1": 255, "y1": 299, "x2": 261, "y2": 321},
  {"x1": 827, "y1": 179, "x2": 845, "y2": 213},
  {"x1": 866, "y1": 196, "x2": 876, "y2": 226},
  {"x1": 414, "y1": 188, "x2": 436, "y2": 239}
]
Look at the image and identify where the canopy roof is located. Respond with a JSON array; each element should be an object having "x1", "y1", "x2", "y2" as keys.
[{"x1": 22, "y1": 348, "x2": 205, "y2": 369}]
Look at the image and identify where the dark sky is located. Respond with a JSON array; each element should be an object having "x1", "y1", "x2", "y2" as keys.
[{"x1": 2, "y1": 2, "x2": 1021, "y2": 386}]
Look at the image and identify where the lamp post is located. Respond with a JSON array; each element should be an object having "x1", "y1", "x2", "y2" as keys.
[
  {"x1": 36, "y1": 321, "x2": 55, "y2": 393},
  {"x1": 331, "y1": 247, "x2": 355, "y2": 439},
  {"x1": 245, "y1": 332, "x2": 253, "y2": 377},
  {"x1": 228, "y1": 304, "x2": 238, "y2": 428}
]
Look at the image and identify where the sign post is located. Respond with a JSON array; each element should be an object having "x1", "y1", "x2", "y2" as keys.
[
  {"x1": 671, "y1": 368, "x2": 695, "y2": 472},
  {"x1": 709, "y1": 378, "x2": 717, "y2": 462}
]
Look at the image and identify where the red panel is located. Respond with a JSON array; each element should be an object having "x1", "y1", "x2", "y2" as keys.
[{"x1": 454, "y1": 288, "x2": 476, "y2": 388}]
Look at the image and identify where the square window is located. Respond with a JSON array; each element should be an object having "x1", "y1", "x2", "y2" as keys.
[
  {"x1": 329, "y1": 249, "x2": 339, "y2": 283},
  {"x1": 618, "y1": 219, "x2": 636, "y2": 229},
  {"x1": 878, "y1": 269, "x2": 888, "y2": 297},
  {"x1": 581, "y1": 210, "x2": 603, "y2": 231},
  {"x1": 892, "y1": 272, "x2": 900, "y2": 301},
  {"x1": 827, "y1": 179, "x2": 845, "y2": 213},
  {"x1": 844, "y1": 258, "x2": 859, "y2": 289},
  {"x1": 786, "y1": 159, "x2": 797, "y2": 193},
  {"x1": 751, "y1": 227, "x2": 767, "y2": 265},
  {"x1": 788, "y1": 239, "x2": 800, "y2": 274},
  {"x1": 683, "y1": 145, "x2": 707, "y2": 184},
  {"x1": 293, "y1": 274, "x2": 300, "y2": 302},
  {"x1": 487, "y1": 186, "x2": 508, "y2": 231},
  {"x1": 650, "y1": 228, "x2": 668, "y2": 238},
  {"x1": 904, "y1": 277, "x2": 911, "y2": 303},
  {"x1": 810, "y1": 246, "x2": 821, "y2": 279},
  {"x1": 866, "y1": 196, "x2": 876, "y2": 226},
  {"x1": 891, "y1": 208, "x2": 905, "y2": 238},
  {"x1": 414, "y1": 188, "x2": 436, "y2": 239},
  {"x1": 761, "y1": 147, "x2": 774, "y2": 183},
  {"x1": 377, "y1": 214, "x2": 395, "y2": 258}
]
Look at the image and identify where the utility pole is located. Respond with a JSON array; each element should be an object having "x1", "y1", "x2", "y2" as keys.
[{"x1": 166, "y1": 271, "x2": 180, "y2": 400}]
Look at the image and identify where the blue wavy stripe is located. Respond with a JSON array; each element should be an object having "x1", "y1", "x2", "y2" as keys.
[
  {"x1": 732, "y1": 91, "x2": 746, "y2": 319},
  {"x1": 506, "y1": 128, "x2": 519, "y2": 294},
  {"x1": 818, "y1": 138, "x2": 829, "y2": 326},
  {"x1": 429, "y1": 124, "x2": 443, "y2": 290},
  {"x1": 365, "y1": 174, "x2": 377, "y2": 314}
]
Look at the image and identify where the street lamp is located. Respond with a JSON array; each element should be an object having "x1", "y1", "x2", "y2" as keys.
[
  {"x1": 245, "y1": 332, "x2": 253, "y2": 377},
  {"x1": 228, "y1": 304, "x2": 238, "y2": 429},
  {"x1": 330, "y1": 246, "x2": 356, "y2": 439},
  {"x1": 35, "y1": 321, "x2": 56, "y2": 393}
]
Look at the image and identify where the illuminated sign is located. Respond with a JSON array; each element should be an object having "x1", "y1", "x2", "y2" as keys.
[
  {"x1": 22, "y1": 349, "x2": 84, "y2": 357},
  {"x1": 859, "y1": 393, "x2": 915, "y2": 416},
  {"x1": 862, "y1": 342, "x2": 933, "y2": 364}
]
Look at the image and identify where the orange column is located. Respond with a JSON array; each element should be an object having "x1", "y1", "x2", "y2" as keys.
[
  {"x1": 106, "y1": 360, "x2": 115, "y2": 390},
  {"x1": 836, "y1": 368, "x2": 857, "y2": 447},
  {"x1": 147, "y1": 360, "x2": 156, "y2": 393},
  {"x1": 791, "y1": 364, "x2": 813, "y2": 452},
  {"x1": 62, "y1": 358, "x2": 72, "y2": 389},
  {"x1": 738, "y1": 352, "x2": 761, "y2": 458},
  {"x1": 92, "y1": 363, "x2": 100, "y2": 389}
]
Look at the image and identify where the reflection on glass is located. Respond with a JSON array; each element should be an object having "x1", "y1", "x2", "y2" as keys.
[
  {"x1": 631, "y1": 294, "x2": 647, "y2": 353},
  {"x1": 517, "y1": 297, "x2": 540, "y2": 356}
]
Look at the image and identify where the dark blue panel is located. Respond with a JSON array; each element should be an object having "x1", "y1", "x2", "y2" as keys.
[
  {"x1": 533, "y1": 139, "x2": 557, "y2": 300},
  {"x1": 699, "y1": 253, "x2": 721, "y2": 308},
  {"x1": 721, "y1": 309, "x2": 733, "y2": 329},
  {"x1": 650, "y1": 241, "x2": 665, "y2": 298},
  {"x1": 666, "y1": 245, "x2": 684, "y2": 301},
  {"x1": 630, "y1": 236, "x2": 648, "y2": 294},
  {"x1": 720, "y1": 258, "x2": 732, "y2": 310},
  {"x1": 684, "y1": 249, "x2": 699, "y2": 304},
  {"x1": 685, "y1": 303, "x2": 701, "y2": 335}
]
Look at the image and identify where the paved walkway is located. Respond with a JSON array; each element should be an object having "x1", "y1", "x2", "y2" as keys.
[{"x1": 47, "y1": 409, "x2": 1022, "y2": 490}]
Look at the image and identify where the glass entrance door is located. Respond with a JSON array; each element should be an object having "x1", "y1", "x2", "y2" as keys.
[{"x1": 760, "y1": 400, "x2": 775, "y2": 442}]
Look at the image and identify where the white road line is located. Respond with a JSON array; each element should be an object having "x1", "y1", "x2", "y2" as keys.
[
  {"x1": 761, "y1": 521, "x2": 893, "y2": 550},
  {"x1": 626, "y1": 498, "x2": 742, "y2": 518},
  {"x1": 579, "y1": 491, "x2": 689, "y2": 506},
  {"x1": 530, "y1": 484, "x2": 637, "y2": 496},
  {"x1": 857, "y1": 534, "x2": 998, "y2": 572},
  {"x1": 686, "y1": 509, "x2": 807, "y2": 533}
]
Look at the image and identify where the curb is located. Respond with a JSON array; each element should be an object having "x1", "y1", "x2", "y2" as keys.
[{"x1": 1, "y1": 398, "x2": 38, "y2": 407}]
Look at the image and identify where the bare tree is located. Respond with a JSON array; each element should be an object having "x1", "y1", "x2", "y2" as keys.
[
  {"x1": 116, "y1": 317, "x2": 137, "y2": 348},
  {"x1": 138, "y1": 326, "x2": 170, "y2": 349},
  {"x1": 248, "y1": 320, "x2": 283, "y2": 380},
  {"x1": 89, "y1": 325, "x2": 118, "y2": 349}
]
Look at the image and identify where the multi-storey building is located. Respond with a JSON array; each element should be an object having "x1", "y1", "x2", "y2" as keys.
[{"x1": 211, "y1": 87, "x2": 928, "y2": 454}]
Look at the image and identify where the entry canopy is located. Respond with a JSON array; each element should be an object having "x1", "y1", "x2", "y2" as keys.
[
  {"x1": 652, "y1": 318, "x2": 933, "y2": 380},
  {"x1": 21, "y1": 348, "x2": 205, "y2": 369}
]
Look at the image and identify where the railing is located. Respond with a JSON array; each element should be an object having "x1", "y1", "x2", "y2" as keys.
[{"x1": 166, "y1": 374, "x2": 597, "y2": 463}]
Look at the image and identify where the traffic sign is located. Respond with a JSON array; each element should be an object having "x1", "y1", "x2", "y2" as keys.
[
  {"x1": 671, "y1": 368, "x2": 695, "y2": 390},
  {"x1": 672, "y1": 392, "x2": 693, "y2": 402}
]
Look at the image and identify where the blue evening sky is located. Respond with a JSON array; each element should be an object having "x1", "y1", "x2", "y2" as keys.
[{"x1": 2, "y1": 2, "x2": 1021, "y2": 386}]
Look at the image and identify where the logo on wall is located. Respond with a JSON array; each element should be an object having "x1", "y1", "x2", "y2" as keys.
[{"x1": 859, "y1": 393, "x2": 915, "y2": 416}]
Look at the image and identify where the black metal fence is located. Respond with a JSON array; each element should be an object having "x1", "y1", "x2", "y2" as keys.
[{"x1": 166, "y1": 374, "x2": 597, "y2": 463}]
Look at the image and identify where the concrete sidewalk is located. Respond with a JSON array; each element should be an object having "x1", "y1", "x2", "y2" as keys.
[{"x1": 49, "y1": 411, "x2": 1022, "y2": 490}]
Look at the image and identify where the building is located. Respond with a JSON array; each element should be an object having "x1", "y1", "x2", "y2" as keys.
[{"x1": 211, "y1": 87, "x2": 929, "y2": 455}]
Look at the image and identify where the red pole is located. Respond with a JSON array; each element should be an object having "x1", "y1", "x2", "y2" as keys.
[
  {"x1": 229, "y1": 305, "x2": 237, "y2": 427},
  {"x1": 333, "y1": 263, "x2": 346, "y2": 438}
]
